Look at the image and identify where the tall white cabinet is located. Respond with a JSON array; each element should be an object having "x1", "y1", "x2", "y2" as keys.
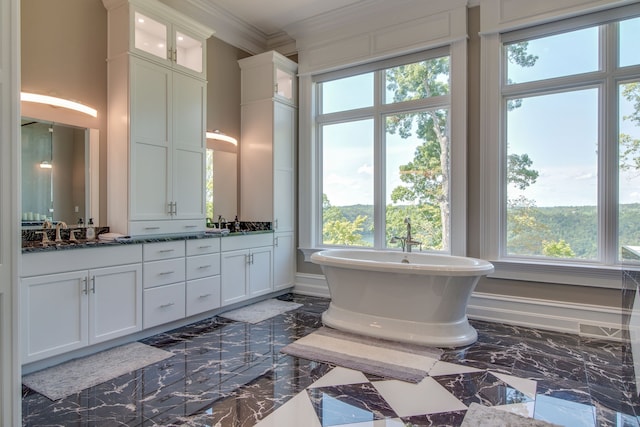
[
  {"x1": 239, "y1": 51, "x2": 297, "y2": 290},
  {"x1": 103, "y1": 0, "x2": 214, "y2": 236}
]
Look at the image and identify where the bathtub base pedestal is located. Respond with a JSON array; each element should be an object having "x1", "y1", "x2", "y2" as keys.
[{"x1": 322, "y1": 304, "x2": 477, "y2": 348}]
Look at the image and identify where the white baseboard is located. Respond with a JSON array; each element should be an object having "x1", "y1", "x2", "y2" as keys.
[{"x1": 294, "y1": 273, "x2": 626, "y2": 341}]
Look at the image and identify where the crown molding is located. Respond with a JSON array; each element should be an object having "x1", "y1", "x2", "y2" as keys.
[
  {"x1": 157, "y1": 0, "x2": 275, "y2": 54},
  {"x1": 287, "y1": 0, "x2": 468, "y2": 49}
]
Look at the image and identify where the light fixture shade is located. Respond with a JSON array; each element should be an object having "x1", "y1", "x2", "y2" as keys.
[
  {"x1": 206, "y1": 130, "x2": 237, "y2": 145},
  {"x1": 21, "y1": 92, "x2": 98, "y2": 118}
]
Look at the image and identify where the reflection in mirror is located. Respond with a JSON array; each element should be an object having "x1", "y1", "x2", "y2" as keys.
[
  {"x1": 21, "y1": 118, "x2": 99, "y2": 227},
  {"x1": 206, "y1": 139, "x2": 237, "y2": 227}
]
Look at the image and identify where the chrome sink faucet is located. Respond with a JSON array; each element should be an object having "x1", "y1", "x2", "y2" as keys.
[{"x1": 55, "y1": 221, "x2": 68, "y2": 242}]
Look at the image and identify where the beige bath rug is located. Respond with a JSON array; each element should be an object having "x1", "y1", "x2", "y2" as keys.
[
  {"x1": 22, "y1": 342, "x2": 173, "y2": 401},
  {"x1": 219, "y1": 299, "x2": 302, "y2": 324},
  {"x1": 461, "y1": 403, "x2": 562, "y2": 427},
  {"x1": 280, "y1": 326, "x2": 443, "y2": 383}
]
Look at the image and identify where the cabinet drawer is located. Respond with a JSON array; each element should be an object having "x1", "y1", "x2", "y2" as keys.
[
  {"x1": 143, "y1": 241, "x2": 185, "y2": 261},
  {"x1": 186, "y1": 254, "x2": 220, "y2": 280},
  {"x1": 130, "y1": 220, "x2": 203, "y2": 237},
  {"x1": 186, "y1": 276, "x2": 221, "y2": 317},
  {"x1": 220, "y1": 233, "x2": 273, "y2": 252},
  {"x1": 143, "y1": 282, "x2": 186, "y2": 328},
  {"x1": 143, "y1": 258, "x2": 185, "y2": 288},
  {"x1": 186, "y1": 238, "x2": 220, "y2": 256},
  {"x1": 22, "y1": 244, "x2": 143, "y2": 277}
]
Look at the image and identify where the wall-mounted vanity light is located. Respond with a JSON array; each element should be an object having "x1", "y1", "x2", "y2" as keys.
[
  {"x1": 21, "y1": 92, "x2": 98, "y2": 118},
  {"x1": 206, "y1": 130, "x2": 237, "y2": 145}
]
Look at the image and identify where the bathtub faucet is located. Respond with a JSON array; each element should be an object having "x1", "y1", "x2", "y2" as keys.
[
  {"x1": 390, "y1": 236, "x2": 406, "y2": 251},
  {"x1": 404, "y1": 217, "x2": 421, "y2": 253}
]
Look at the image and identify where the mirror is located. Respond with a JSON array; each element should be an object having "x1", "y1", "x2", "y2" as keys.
[
  {"x1": 21, "y1": 118, "x2": 99, "y2": 227},
  {"x1": 206, "y1": 140, "x2": 237, "y2": 226}
]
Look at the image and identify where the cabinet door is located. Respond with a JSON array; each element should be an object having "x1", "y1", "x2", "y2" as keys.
[
  {"x1": 221, "y1": 249, "x2": 249, "y2": 305},
  {"x1": 173, "y1": 25, "x2": 205, "y2": 76},
  {"x1": 130, "y1": 58, "x2": 171, "y2": 220},
  {"x1": 275, "y1": 64, "x2": 296, "y2": 104},
  {"x1": 249, "y1": 246, "x2": 273, "y2": 297},
  {"x1": 172, "y1": 73, "x2": 206, "y2": 220},
  {"x1": 132, "y1": 10, "x2": 171, "y2": 66},
  {"x1": 273, "y1": 102, "x2": 295, "y2": 231},
  {"x1": 240, "y1": 100, "x2": 274, "y2": 221},
  {"x1": 274, "y1": 233, "x2": 295, "y2": 290},
  {"x1": 89, "y1": 264, "x2": 143, "y2": 344},
  {"x1": 21, "y1": 271, "x2": 88, "y2": 363}
]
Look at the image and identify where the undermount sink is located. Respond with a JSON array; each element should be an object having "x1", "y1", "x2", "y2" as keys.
[{"x1": 205, "y1": 228, "x2": 230, "y2": 235}]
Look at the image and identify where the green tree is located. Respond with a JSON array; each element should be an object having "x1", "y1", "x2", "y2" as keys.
[
  {"x1": 322, "y1": 194, "x2": 371, "y2": 246},
  {"x1": 386, "y1": 43, "x2": 539, "y2": 250},
  {"x1": 386, "y1": 57, "x2": 450, "y2": 249},
  {"x1": 543, "y1": 239, "x2": 576, "y2": 257},
  {"x1": 620, "y1": 82, "x2": 640, "y2": 175}
]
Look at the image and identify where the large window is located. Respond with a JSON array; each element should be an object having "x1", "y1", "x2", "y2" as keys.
[
  {"x1": 498, "y1": 12, "x2": 640, "y2": 265},
  {"x1": 316, "y1": 51, "x2": 453, "y2": 251}
]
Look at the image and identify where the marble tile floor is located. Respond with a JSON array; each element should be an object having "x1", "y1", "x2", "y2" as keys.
[{"x1": 22, "y1": 293, "x2": 639, "y2": 426}]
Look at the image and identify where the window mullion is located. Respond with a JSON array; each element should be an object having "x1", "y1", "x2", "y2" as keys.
[
  {"x1": 373, "y1": 69, "x2": 386, "y2": 249},
  {"x1": 601, "y1": 22, "x2": 619, "y2": 265},
  {"x1": 503, "y1": 71, "x2": 608, "y2": 98}
]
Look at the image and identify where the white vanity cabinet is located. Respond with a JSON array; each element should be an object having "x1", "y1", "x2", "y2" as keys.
[
  {"x1": 186, "y1": 239, "x2": 221, "y2": 316},
  {"x1": 21, "y1": 245, "x2": 143, "y2": 364},
  {"x1": 221, "y1": 234, "x2": 273, "y2": 305},
  {"x1": 142, "y1": 240, "x2": 186, "y2": 328},
  {"x1": 103, "y1": 0, "x2": 213, "y2": 237},
  {"x1": 239, "y1": 51, "x2": 297, "y2": 232}
]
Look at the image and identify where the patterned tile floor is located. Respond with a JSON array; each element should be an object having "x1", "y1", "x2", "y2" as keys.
[{"x1": 22, "y1": 293, "x2": 639, "y2": 426}]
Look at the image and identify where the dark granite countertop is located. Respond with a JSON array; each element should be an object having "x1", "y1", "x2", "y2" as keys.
[{"x1": 22, "y1": 229, "x2": 274, "y2": 253}]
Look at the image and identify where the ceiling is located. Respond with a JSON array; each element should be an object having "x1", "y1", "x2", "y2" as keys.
[
  {"x1": 202, "y1": 0, "x2": 366, "y2": 37},
  {"x1": 160, "y1": 0, "x2": 375, "y2": 54}
]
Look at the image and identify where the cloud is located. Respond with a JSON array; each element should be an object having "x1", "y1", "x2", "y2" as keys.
[
  {"x1": 357, "y1": 164, "x2": 373, "y2": 175},
  {"x1": 573, "y1": 172, "x2": 596, "y2": 180}
]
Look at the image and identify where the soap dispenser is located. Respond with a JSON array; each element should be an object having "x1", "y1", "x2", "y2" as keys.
[
  {"x1": 86, "y1": 218, "x2": 96, "y2": 241},
  {"x1": 234, "y1": 215, "x2": 240, "y2": 232}
]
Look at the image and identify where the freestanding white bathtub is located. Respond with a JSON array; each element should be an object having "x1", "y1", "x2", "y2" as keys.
[{"x1": 310, "y1": 249, "x2": 494, "y2": 347}]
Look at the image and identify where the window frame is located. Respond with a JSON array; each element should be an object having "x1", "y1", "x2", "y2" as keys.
[
  {"x1": 480, "y1": 4, "x2": 640, "y2": 288},
  {"x1": 312, "y1": 45, "x2": 466, "y2": 253},
  {"x1": 299, "y1": 42, "x2": 468, "y2": 256}
]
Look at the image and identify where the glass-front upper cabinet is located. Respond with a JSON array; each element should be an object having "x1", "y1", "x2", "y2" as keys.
[
  {"x1": 132, "y1": 8, "x2": 205, "y2": 77},
  {"x1": 239, "y1": 51, "x2": 297, "y2": 106},
  {"x1": 275, "y1": 65, "x2": 295, "y2": 104}
]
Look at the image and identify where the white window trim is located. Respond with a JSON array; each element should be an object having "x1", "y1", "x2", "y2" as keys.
[
  {"x1": 480, "y1": 1, "x2": 640, "y2": 288},
  {"x1": 298, "y1": 38, "x2": 468, "y2": 260}
]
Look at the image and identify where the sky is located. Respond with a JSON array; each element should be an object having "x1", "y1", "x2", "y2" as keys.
[{"x1": 321, "y1": 17, "x2": 640, "y2": 208}]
